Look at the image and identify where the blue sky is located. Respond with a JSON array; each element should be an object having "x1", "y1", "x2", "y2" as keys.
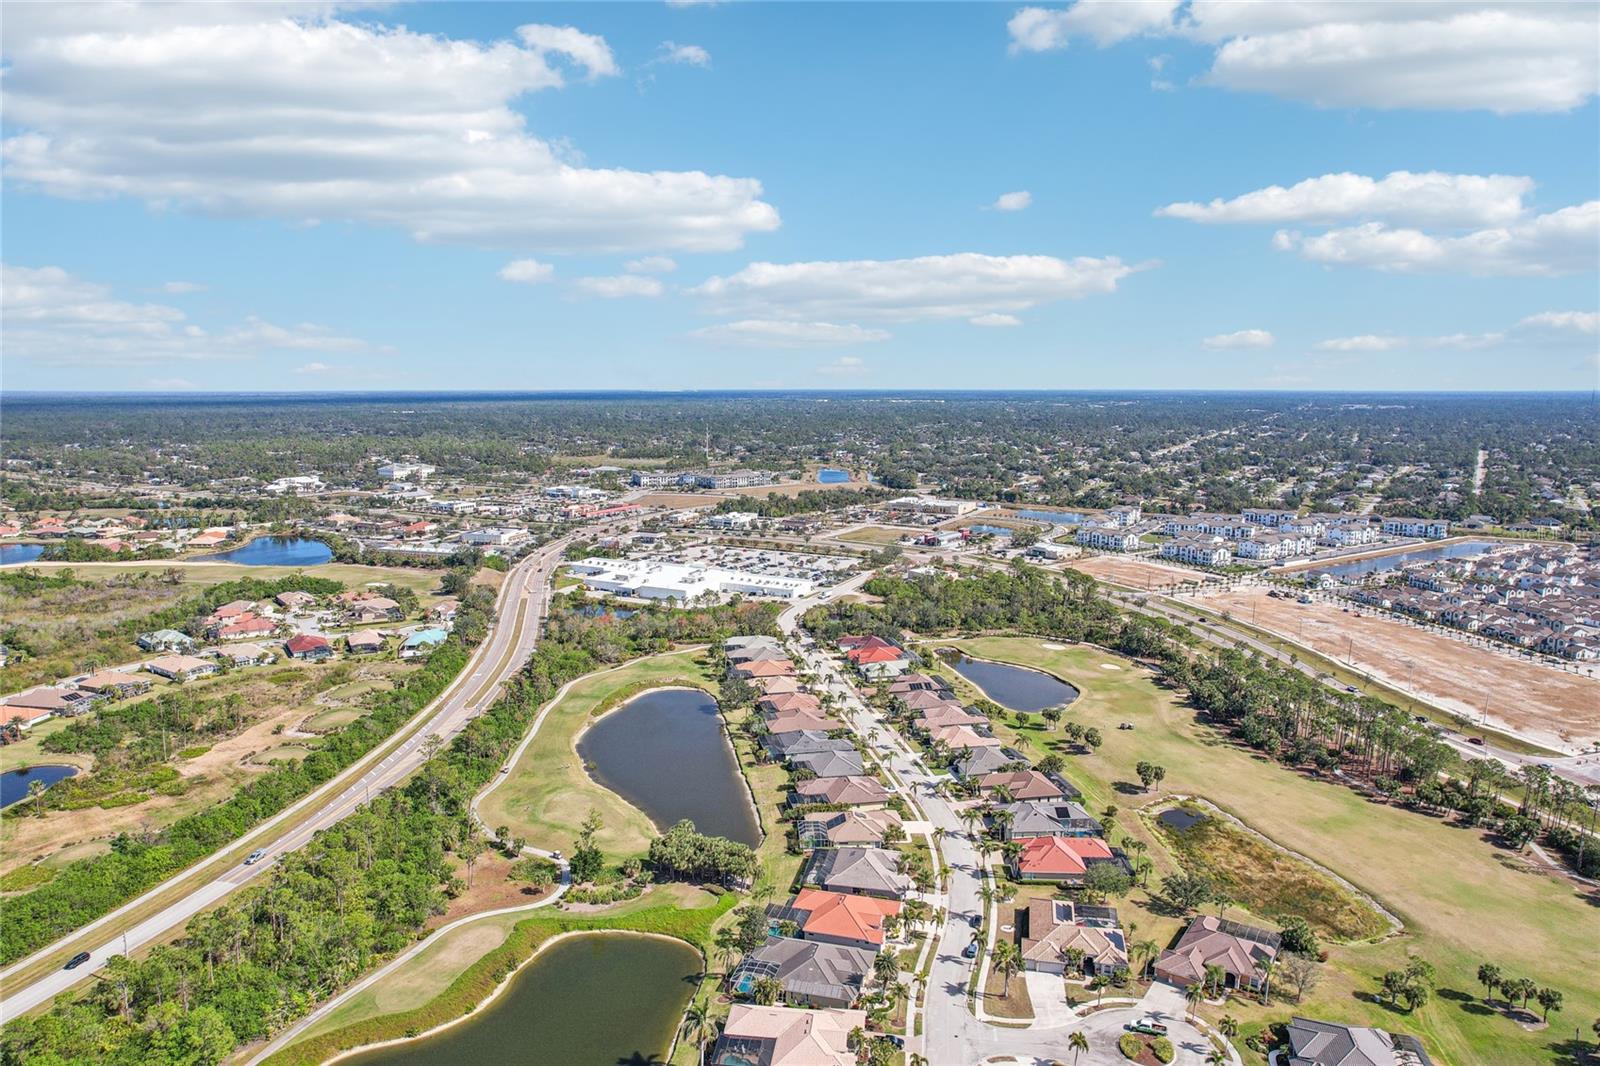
[{"x1": 3, "y1": 1, "x2": 1597, "y2": 392}]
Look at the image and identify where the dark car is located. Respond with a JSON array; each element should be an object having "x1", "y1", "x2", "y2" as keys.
[
  {"x1": 64, "y1": 951, "x2": 92, "y2": 970},
  {"x1": 1468, "y1": 737, "x2": 1485, "y2": 745},
  {"x1": 968, "y1": 912, "x2": 983, "y2": 928}
]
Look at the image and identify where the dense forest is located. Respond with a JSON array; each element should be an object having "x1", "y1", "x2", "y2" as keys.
[{"x1": 3, "y1": 391, "x2": 1595, "y2": 527}]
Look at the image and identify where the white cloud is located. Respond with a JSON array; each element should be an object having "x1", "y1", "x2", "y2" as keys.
[
  {"x1": 1148, "y1": 53, "x2": 1174, "y2": 91},
  {"x1": 817, "y1": 355, "x2": 868, "y2": 377},
  {"x1": 1008, "y1": 2, "x2": 1178, "y2": 51},
  {"x1": 498, "y1": 258, "x2": 556, "y2": 283},
  {"x1": 1520, "y1": 310, "x2": 1599, "y2": 334},
  {"x1": 625, "y1": 256, "x2": 678, "y2": 274},
  {"x1": 1202, "y1": 328, "x2": 1274, "y2": 349},
  {"x1": 689, "y1": 320, "x2": 891, "y2": 348},
  {"x1": 1007, "y1": 2, "x2": 1600, "y2": 113},
  {"x1": 294, "y1": 361, "x2": 334, "y2": 374},
  {"x1": 989, "y1": 190, "x2": 1033, "y2": 212},
  {"x1": 658, "y1": 41, "x2": 711, "y2": 67},
  {"x1": 1426, "y1": 331, "x2": 1506, "y2": 350},
  {"x1": 1276, "y1": 201, "x2": 1599, "y2": 276},
  {"x1": 161, "y1": 281, "x2": 206, "y2": 294},
  {"x1": 572, "y1": 274, "x2": 664, "y2": 298},
  {"x1": 969, "y1": 313, "x2": 1022, "y2": 327},
  {"x1": 1314, "y1": 335, "x2": 1406, "y2": 352},
  {"x1": 691, "y1": 252, "x2": 1146, "y2": 322},
  {"x1": 146, "y1": 377, "x2": 198, "y2": 390},
  {"x1": 1, "y1": 6, "x2": 779, "y2": 254},
  {"x1": 1158, "y1": 171, "x2": 1533, "y2": 228},
  {"x1": 2, "y1": 262, "x2": 382, "y2": 365}
]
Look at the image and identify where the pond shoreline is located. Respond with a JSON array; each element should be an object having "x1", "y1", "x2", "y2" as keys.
[
  {"x1": 322, "y1": 928, "x2": 703, "y2": 1066},
  {"x1": 574, "y1": 683, "x2": 764, "y2": 848}
]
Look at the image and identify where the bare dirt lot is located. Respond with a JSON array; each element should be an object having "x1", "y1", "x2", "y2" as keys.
[
  {"x1": 633, "y1": 492, "x2": 721, "y2": 509},
  {"x1": 1198, "y1": 585, "x2": 1600, "y2": 752},
  {"x1": 1069, "y1": 553, "x2": 1208, "y2": 589}
]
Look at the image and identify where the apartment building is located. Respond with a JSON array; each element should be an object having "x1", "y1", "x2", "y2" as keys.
[
  {"x1": 1382, "y1": 517, "x2": 1450, "y2": 540},
  {"x1": 1075, "y1": 527, "x2": 1140, "y2": 552},
  {"x1": 1234, "y1": 532, "x2": 1314, "y2": 561},
  {"x1": 1161, "y1": 537, "x2": 1233, "y2": 566},
  {"x1": 1242, "y1": 507, "x2": 1297, "y2": 527}
]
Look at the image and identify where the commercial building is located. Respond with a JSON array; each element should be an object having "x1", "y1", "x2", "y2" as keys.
[
  {"x1": 886, "y1": 496, "x2": 978, "y2": 516},
  {"x1": 705, "y1": 511, "x2": 759, "y2": 530},
  {"x1": 565, "y1": 557, "x2": 814, "y2": 602},
  {"x1": 376, "y1": 460, "x2": 436, "y2": 480},
  {"x1": 264, "y1": 475, "x2": 325, "y2": 495},
  {"x1": 459, "y1": 527, "x2": 529, "y2": 547}
]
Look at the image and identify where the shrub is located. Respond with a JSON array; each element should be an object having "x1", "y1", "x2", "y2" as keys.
[
  {"x1": 1118, "y1": 1033, "x2": 1141, "y2": 1059},
  {"x1": 177, "y1": 745, "x2": 211, "y2": 759},
  {"x1": 1152, "y1": 1037, "x2": 1175, "y2": 1063}
]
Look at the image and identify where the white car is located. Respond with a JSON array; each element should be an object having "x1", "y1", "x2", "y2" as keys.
[{"x1": 244, "y1": 848, "x2": 268, "y2": 865}]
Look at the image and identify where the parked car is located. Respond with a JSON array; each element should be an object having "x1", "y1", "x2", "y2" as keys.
[
  {"x1": 1125, "y1": 1020, "x2": 1168, "y2": 1036},
  {"x1": 962, "y1": 942, "x2": 978, "y2": 959},
  {"x1": 968, "y1": 912, "x2": 983, "y2": 928},
  {"x1": 64, "y1": 951, "x2": 92, "y2": 970},
  {"x1": 244, "y1": 848, "x2": 268, "y2": 865}
]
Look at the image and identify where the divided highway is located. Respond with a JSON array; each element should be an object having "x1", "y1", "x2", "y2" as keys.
[{"x1": 0, "y1": 537, "x2": 573, "y2": 1024}]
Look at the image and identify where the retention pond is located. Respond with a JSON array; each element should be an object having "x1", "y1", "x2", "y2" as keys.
[
  {"x1": 947, "y1": 653, "x2": 1079, "y2": 712},
  {"x1": 344, "y1": 932, "x2": 701, "y2": 1066},
  {"x1": 577, "y1": 687, "x2": 762, "y2": 846}
]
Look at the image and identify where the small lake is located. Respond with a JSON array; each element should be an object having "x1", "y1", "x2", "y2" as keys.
[
  {"x1": 578, "y1": 688, "x2": 762, "y2": 846},
  {"x1": 1014, "y1": 509, "x2": 1087, "y2": 525},
  {"x1": 1310, "y1": 539, "x2": 1495, "y2": 581},
  {"x1": 346, "y1": 933, "x2": 701, "y2": 1066},
  {"x1": 948, "y1": 654, "x2": 1078, "y2": 712},
  {"x1": 0, "y1": 544, "x2": 46, "y2": 566},
  {"x1": 1158, "y1": 808, "x2": 1206, "y2": 831},
  {"x1": 818, "y1": 467, "x2": 850, "y2": 484},
  {"x1": 0, "y1": 765, "x2": 78, "y2": 809},
  {"x1": 966, "y1": 524, "x2": 1016, "y2": 538},
  {"x1": 198, "y1": 536, "x2": 333, "y2": 566}
]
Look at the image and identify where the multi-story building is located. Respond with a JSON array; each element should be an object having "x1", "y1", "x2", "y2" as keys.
[
  {"x1": 1322, "y1": 523, "x2": 1379, "y2": 547},
  {"x1": 1075, "y1": 527, "x2": 1140, "y2": 552},
  {"x1": 1242, "y1": 507, "x2": 1297, "y2": 527},
  {"x1": 1161, "y1": 537, "x2": 1233, "y2": 566},
  {"x1": 1234, "y1": 532, "x2": 1314, "y2": 561},
  {"x1": 887, "y1": 496, "x2": 978, "y2": 516},
  {"x1": 1104, "y1": 504, "x2": 1142, "y2": 526},
  {"x1": 1382, "y1": 517, "x2": 1450, "y2": 540}
]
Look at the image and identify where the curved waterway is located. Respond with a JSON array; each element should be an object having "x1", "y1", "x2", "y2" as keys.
[
  {"x1": 197, "y1": 536, "x2": 333, "y2": 566},
  {"x1": 948, "y1": 653, "x2": 1079, "y2": 712},
  {"x1": 344, "y1": 933, "x2": 701, "y2": 1066},
  {"x1": 578, "y1": 687, "x2": 762, "y2": 847}
]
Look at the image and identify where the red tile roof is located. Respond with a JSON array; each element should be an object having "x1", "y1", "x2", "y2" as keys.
[{"x1": 1013, "y1": 836, "x2": 1113, "y2": 878}]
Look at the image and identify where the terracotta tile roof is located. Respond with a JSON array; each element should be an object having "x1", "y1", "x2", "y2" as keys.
[{"x1": 792, "y1": 888, "x2": 901, "y2": 946}]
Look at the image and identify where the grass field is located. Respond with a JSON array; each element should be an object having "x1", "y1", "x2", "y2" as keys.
[
  {"x1": 935, "y1": 637, "x2": 1597, "y2": 1066},
  {"x1": 833, "y1": 524, "x2": 915, "y2": 545},
  {"x1": 476, "y1": 652, "x2": 717, "y2": 858}
]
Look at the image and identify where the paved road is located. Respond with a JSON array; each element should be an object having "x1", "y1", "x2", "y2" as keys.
[{"x1": 0, "y1": 537, "x2": 574, "y2": 1024}]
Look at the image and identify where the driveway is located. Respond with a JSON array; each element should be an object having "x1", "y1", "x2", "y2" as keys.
[{"x1": 1021, "y1": 970, "x2": 1077, "y2": 1029}]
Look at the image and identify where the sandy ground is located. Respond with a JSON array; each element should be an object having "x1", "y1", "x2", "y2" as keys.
[
  {"x1": 632, "y1": 492, "x2": 721, "y2": 509},
  {"x1": 719, "y1": 478, "x2": 873, "y2": 497},
  {"x1": 1199, "y1": 586, "x2": 1600, "y2": 752},
  {"x1": 1069, "y1": 554, "x2": 1207, "y2": 588}
]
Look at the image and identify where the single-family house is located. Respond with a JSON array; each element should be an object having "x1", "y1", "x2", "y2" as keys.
[
  {"x1": 427, "y1": 599, "x2": 459, "y2": 624},
  {"x1": 347, "y1": 597, "x2": 403, "y2": 624},
  {"x1": 284, "y1": 634, "x2": 334, "y2": 662},
  {"x1": 761, "y1": 692, "x2": 822, "y2": 716},
  {"x1": 76, "y1": 671, "x2": 153, "y2": 699},
  {"x1": 787, "y1": 888, "x2": 902, "y2": 951},
  {"x1": 729, "y1": 939, "x2": 873, "y2": 1010},
  {"x1": 1285, "y1": 1016, "x2": 1434, "y2": 1066},
  {"x1": 215, "y1": 615, "x2": 278, "y2": 641},
  {"x1": 276, "y1": 590, "x2": 318, "y2": 611},
  {"x1": 726, "y1": 635, "x2": 782, "y2": 652},
  {"x1": 138, "y1": 629, "x2": 196, "y2": 653},
  {"x1": 790, "y1": 750, "x2": 867, "y2": 779},
  {"x1": 953, "y1": 746, "x2": 1020, "y2": 779},
  {"x1": 2, "y1": 687, "x2": 95, "y2": 725},
  {"x1": 731, "y1": 659, "x2": 797, "y2": 680},
  {"x1": 144, "y1": 654, "x2": 219, "y2": 681},
  {"x1": 1020, "y1": 899, "x2": 1128, "y2": 976},
  {"x1": 924, "y1": 723, "x2": 1000, "y2": 750},
  {"x1": 978, "y1": 770, "x2": 1070, "y2": 802},
  {"x1": 1154, "y1": 915, "x2": 1281, "y2": 993},
  {"x1": 797, "y1": 809, "x2": 903, "y2": 849},
  {"x1": 209, "y1": 642, "x2": 275, "y2": 667},
  {"x1": 913, "y1": 706, "x2": 987, "y2": 731},
  {"x1": 757, "y1": 676, "x2": 804, "y2": 695},
  {"x1": 765, "y1": 731, "x2": 855, "y2": 761},
  {"x1": 999, "y1": 800, "x2": 1102, "y2": 840},
  {"x1": 802, "y1": 847, "x2": 911, "y2": 899},
  {"x1": 792, "y1": 776, "x2": 891, "y2": 808},
  {"x1": 346, "y1": 630, "x2": 387, "y2": 654},
  {"x1": 1008, "y1": 835, "x2": 1125, "y2": 884},
  {"x1": 710, "y1": 1004, "x2": 868, "y2": 1066},
  {"x1": 729, "y1": 645, "x2": 790, "y2": 664},
  {"x1": 765, "y1": 710, "x2": 847, "y2": 735}
]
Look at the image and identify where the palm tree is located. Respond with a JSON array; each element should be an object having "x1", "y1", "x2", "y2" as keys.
[
  {"x1": 1218, "y1": 1015, "x2": 1239, "y2": 1039},
  {"x1": 679, "y1": 1001, "x2": 710, "y2": 1065},
  {"x1": 1067, "y1": 1031, "x2": 1089, "y2": 1063},
  {"x1": 1205, "y1": 1049, "x2": 1228, "y2": 1066},
  {"x1": 1258, "y1": 958, "x2": 1278, "y2": 1005},
  {"x1": 991, "y1": 941, "x2": 1022, "y2": 999},
  {"x1": 873, "y1": 949, "x2": 902, "y2": 990},
  {"x1": 27, "y1": 779, "x2": 47, "y2": 818},
  {"x1": 1476, "y1": 962, "x2": 1502, "y2": 1005},
  {"x1": 1185, "y1": 981, "x2": 1205, "y2": 1020}
]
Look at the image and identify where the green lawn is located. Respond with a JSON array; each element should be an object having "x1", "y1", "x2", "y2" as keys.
[
  {"x1": 937, "y1": 636, "x2": 1597, "y2": 1066},
  {"x1": 476, "y1": 651, "x2": 717, "y2": 858}
]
